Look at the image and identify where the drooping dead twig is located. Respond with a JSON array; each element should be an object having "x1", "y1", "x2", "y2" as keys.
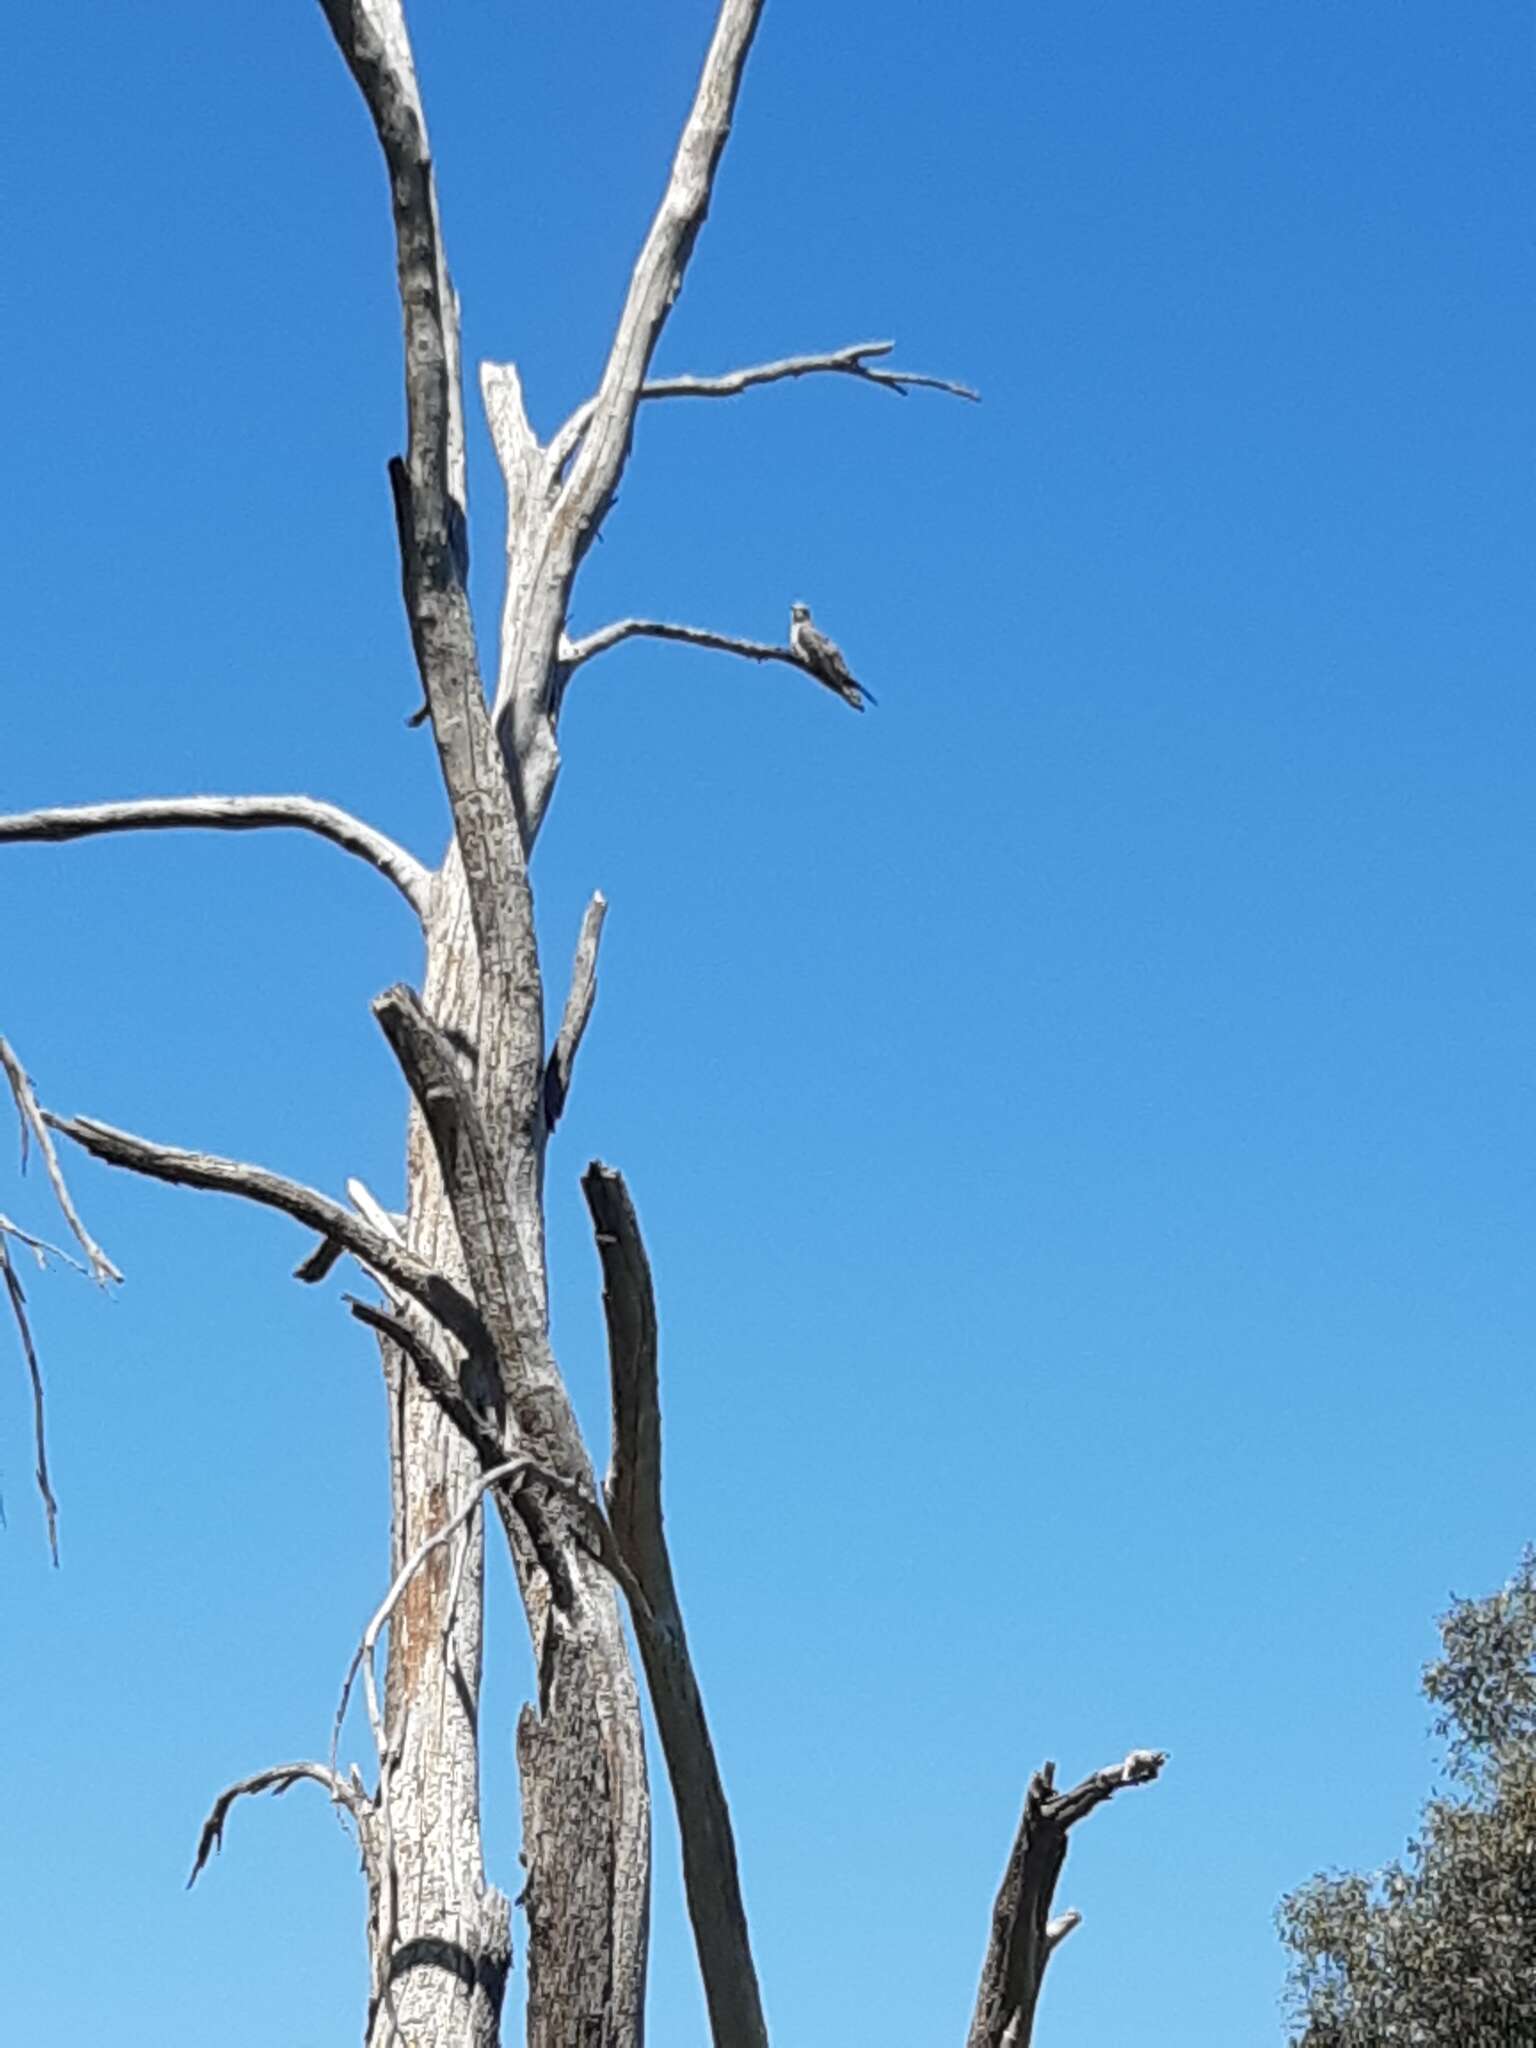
[
  {"x1": 188, "y1": 1759, "x2": 367, "y2": 1888},
  {"x1": 0, "y1": 1036, "x2": 125, "y2": 1562},
  {"x1": 0, "y1": 1240, "x2": 59, "y2": 1565},
  {"x1": 0, "y1": 796, "x2": 431, "y2": 919},
  {"x1": 581, "y1": 1160, "x2": 768, "y2": 2048},
  {"x1": 967, "y1": 1749, "x2": 1167, "y2": 2048}
]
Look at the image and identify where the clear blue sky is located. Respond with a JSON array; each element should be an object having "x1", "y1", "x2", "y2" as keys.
[{"x1": 3, "y1": 4, "x2": 1534, "y2": 2044}]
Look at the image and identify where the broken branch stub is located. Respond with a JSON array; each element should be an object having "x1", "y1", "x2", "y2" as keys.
[{"x1": 966, "y1": 1749, "x2": 1167, "y2": 2048}]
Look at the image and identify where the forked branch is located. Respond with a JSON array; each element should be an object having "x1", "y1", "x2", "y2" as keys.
[
  {"x1": 582, "y1": 1161, "x2": 768, "y2": 2048},
  {"x1": 1, "y1": 1038, "x2": 123, "y2": 1287},
  {"x1": 0, "y1": 797, "x2": 432, "y2": 918},
  {"x1": 47, "y1": 1111, "x2": 486, "y2": 1356},
  {"x1": 967, "y1": 1749, "x2": 1166, "y2": 2048},
  {"x1": 547, "y1": 339, "x2": 978, "y2": 479}
]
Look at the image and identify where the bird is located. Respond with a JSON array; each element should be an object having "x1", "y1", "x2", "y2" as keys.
[{"x1": 789, "y1": 602, "x2": 877, "y2": 711}]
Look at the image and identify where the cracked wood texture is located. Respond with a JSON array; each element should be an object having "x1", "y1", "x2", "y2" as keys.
[
  {"x1": 369, "y1": 869, "x2": 512, "y2": 2048},
  {"x1": 380, "y1": 856, "x2": 648, "y2": 2048}
]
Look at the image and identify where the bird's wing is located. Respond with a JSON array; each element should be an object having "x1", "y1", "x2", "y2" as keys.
[{"x1": 800, "y1": 624, "x2": 855, "y2": 685}]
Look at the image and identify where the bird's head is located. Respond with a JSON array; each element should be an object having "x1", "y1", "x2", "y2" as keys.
[{"x1": 790, "y1": 601, "x2": 811, "y2": 624}]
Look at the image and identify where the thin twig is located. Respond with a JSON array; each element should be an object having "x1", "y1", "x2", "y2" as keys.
[
  {"x1": 0, "y1": 1213, "x2": 90, "y2": 1278},
  {"x1": 0, "y1": 1039, "x2": 123, "y2": 1286},
  {"x1": 0, "y1": 796, "x2": 432, "y2": 919},
  {"x1": 543, "y1": 892, "x2": 607, "y2": 1135},
  {"x1": 0, "y1": 1240, "x2": 59, "y2": 1565},
  {"x1": 547, "y1": 339, "x2": 978, "y2": 478}
]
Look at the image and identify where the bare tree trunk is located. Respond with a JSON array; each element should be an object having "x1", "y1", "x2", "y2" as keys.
[
  {"x1": 371, "y1": 851, "x2": 648, "y2": 2048},
  {"x1": 368, "y1": 864, "x2": 510, "y2": 2048}
]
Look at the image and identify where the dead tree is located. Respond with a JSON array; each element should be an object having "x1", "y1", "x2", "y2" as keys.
[{"x1": 2, "y1": 5, "x2": 1161, "y2": 2045}]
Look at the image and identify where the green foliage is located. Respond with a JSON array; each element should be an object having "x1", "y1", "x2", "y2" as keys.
[{"x1": 1278, "y1": 1550, "x2": 1536, "y2": 2048}]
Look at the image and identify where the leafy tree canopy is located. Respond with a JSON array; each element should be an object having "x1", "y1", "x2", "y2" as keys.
[{"x1": 1280, "y1": 1550, "x2": 1536, "y2": 2047}]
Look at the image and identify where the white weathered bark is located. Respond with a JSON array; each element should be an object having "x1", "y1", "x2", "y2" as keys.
[{"x1": 0, "y1": 796, "x2": 431, "y2": 916}]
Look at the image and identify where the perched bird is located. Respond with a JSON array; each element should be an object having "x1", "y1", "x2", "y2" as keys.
[{"x1": 789, "y1": 602, "x2": 877, "y2": 711}]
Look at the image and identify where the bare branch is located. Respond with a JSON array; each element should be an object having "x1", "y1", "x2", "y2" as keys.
[
  {"x1": 0, "y1": 1240, "x2": 59, "y2": 1565},
  {"x1": 556, "y1": 0, "x2": 767, "y2": 554},
  {"x1": 188, "y1": 1760, "x2": 366, "y2": 1889},
  {"x1": 543, "y1": 893, "x2": 607, "y2": 1136},
  {"x1": 547, "y1": 339, "x2": 978, "y2": 478},
  {"x1": 966, "y1": 1750, "x2": 1167, "y2": 2048},
  {"x1": 635, "y1": 338, "x2": 980, "y2": 404},
  {"x1": 0, "y1": 796, "x2": 432, "y2": 918},
  {"x1": 321, "y1": 0, "x2": 540, "y2": 1131},
  {"x1": 581, "y1": 1161, "x2": 768, "y2": 2048},
  {"x1": 560, "y1": 617, "x2": 868, "y2": 711},
  {"x1": 0, "y1": 1040, "x2": 123, "y2": 1286},
  {"x1": 46, "y1": 1111, "x2": 487, "y2": 1358}
]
